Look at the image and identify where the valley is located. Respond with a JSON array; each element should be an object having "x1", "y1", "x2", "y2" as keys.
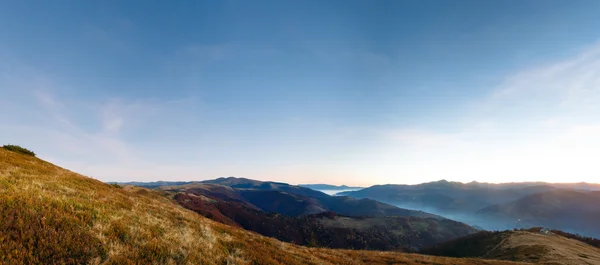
[
  {"x1": 339, "y1": 180, "x2": 600, "y2": 238},
  {"x1": 160, "y1": 182, "x2": 474, "y2": 251}
]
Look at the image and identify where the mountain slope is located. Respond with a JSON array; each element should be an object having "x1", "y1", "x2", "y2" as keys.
[
  {"x1": 0, "y1": 147, "x2": 523, "y2": 265},
  {"x1": 164, "y1": 181, "x2": 436, "y2": 218},
  {"x1": 172, "y1": 188, "x2": 476, "y2": 251},
  {"x1": 422, "y1": 230, "x2": 600, "y2": 265},
  {"x1": 477, "y1": 190, "x2": 600, "y2": 237}
]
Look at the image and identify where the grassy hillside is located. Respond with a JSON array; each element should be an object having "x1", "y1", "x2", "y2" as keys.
[
  {"x1": 0, "y1": 147, "x2": 526, "y2": 265},
  {"x1": 422, "y1": 230, "x2": 600, "y2": 265}
]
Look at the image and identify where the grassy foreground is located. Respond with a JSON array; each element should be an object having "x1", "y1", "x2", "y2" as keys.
[{"x1": 0, "y1": 148, "x2": 527, "y2": 265}]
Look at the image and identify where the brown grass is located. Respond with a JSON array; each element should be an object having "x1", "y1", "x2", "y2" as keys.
[
  {"x1": 492, "y1": 231, "x2": 600, "y2": 265},
  {"x1": 0, "y1": 148, "x2": 528, "y2": 265}
]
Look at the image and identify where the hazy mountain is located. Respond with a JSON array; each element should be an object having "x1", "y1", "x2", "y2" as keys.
[
  {"x1": 338, "y1": 180, "x2": 556, "y2": 214},
  {"x1": 477, "y1": 190, "x2": 600, "y2": 237},
  {"x1": 299, "y1": 184, "x2": 364, "y2": 190},
  {"x1": 112, "y1": 180, "x2": 195, "y2": 188},
  {"x1": 339, "y1": 180, "x2": 600, "y2": 237},
  {"x1": 201, "y1": 177, "x2": 330, "y2": 199}
]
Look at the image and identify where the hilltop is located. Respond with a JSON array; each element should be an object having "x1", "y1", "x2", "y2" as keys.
[
  {"x1": 422, "y1": 229, "x2": 600, "y2": 264},
  {"x1": 0, "y1": 147, "x2": 525, "y2": 264}
]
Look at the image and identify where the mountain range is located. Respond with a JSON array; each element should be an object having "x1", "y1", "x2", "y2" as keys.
[
  {"x1": 298, "y1": 184, "x2": 364, "y2": 190},
  {"x1": 158, "y1": 181, "x2": 473, "y2": 251},
  {"x1": 1, "y1": 146, "x2": 522, "y2": 265},
  {"x1": 339, "y1": 180, "x2": 600, "y2": 237},
  {"x1": 198, "y1": 177, "x2": 435, "y2": 218},
  {"x1": 4, "y1": 145, "x2": 600, "y2": 264},
  {"x1": 477, "y1": 190, "x2": 600, "y2": 237}
]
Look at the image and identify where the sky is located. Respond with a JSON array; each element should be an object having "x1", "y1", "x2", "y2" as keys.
[{"x1": 2, "y1": 1, "x2": 600, "y2": 186}]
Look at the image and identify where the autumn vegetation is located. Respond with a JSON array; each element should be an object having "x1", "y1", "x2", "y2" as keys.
[
  {"x1": 518, "y1": 227, "x2": 600, "y2": 249},
  {"x1": 1, "y1": 144, "x2": 36, "y2": 156},
  {"x1": 421, "y1": 229, "x2": 600, "y2": 264},
  {"x1": 0, "y1": 147, "x2": 528, "y2": 264}
]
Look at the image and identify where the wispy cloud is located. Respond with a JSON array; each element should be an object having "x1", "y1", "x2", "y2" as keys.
[
  {"x1": 371, "y1": 42, "x2": 600, "y2": 184},
  {"x1": 0, "y1": 60, "x2": 179, "y2": 181},
  {"x1": 492, "y1": 42, "x2": 600, "y2": 114},
  {"x1": 33, "y1": 89, "x2": 63, "y2": 109},
  {"x1": 31, "y1": 90, "x2": 140, "y2": 164},
  {"x1": 99, "y1": 98, "x2": 156, "y2": 135}
]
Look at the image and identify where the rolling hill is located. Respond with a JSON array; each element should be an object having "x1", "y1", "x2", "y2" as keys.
[
  {"x1": 422, "y1": 229, "x2": 600, "y2": 265},
  {"x1": 166, "y1": 184, "x2": 476, "y2": 251},
  {"x1": 0, "y1": 147, "x2": 526, "y2": 265},
  {"x1": 171, "y1": 179, "x2": 437, "y2": 218}
]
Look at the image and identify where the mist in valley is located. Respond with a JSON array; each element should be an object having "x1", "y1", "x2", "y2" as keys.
[{"x1": 390, "y1": 202, "x2": 599, "y2": 238}]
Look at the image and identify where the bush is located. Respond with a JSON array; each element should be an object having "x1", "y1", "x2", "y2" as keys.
[{"x1": 2, "y1": 145, "x2": 36, "y2": 156}]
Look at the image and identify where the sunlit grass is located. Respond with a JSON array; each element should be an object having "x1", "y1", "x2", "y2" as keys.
[{"x1": 0, "y1": 148, "x2": 527, "y2": 265}]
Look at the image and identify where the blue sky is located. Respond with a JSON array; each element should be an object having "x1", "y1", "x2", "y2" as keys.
[{"x1": 2, "y1": 1, "x2": 600, "y2": 185}]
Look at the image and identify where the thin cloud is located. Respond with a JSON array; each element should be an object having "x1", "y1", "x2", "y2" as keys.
[
  {"x1": 492, "y1": 41, "x2": 600, "y2": 113},
  {"x1": 372, "y1": 42, "x2": 600, "y2": 184},
  {"x1": 33, "y1": 89, "x2": 63, "y2": 109}
]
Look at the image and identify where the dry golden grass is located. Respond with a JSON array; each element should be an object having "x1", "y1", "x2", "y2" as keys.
[
  {"x1": 0, "y1": 148, "x2": 529, "y2": 265},
  {"x1": 489, "y1": 231, "x2": 600, "y2": 265}
]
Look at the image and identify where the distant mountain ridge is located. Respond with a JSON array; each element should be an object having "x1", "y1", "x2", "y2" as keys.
[
  {"x1": 339, "y1": 179, "x2": 600, "y2": 238},
  {"x1": 338, "y1": 180, "x2": 558, "y2": 214},
  {"x1": 159, "y1": 179, "x2": 437, "y2": 218},
  {"x1": 299, "y1": 184, "x2": 364, "y2": 190},
  {"x1": 200, "y1": 177, "x2": 330, "y2": 199},
  {"x1": 111, "y1": 180, "x2": 195, "y2": 188},
  {"x1": 162, "y1": 182, "x2": 475, "y2": 251},
  {"x1": 477, "y1": 190, "x2": 600, "y2": 237},
  {"x1": 116, "y1": 178, "x2": 600, "y2": 238}
]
